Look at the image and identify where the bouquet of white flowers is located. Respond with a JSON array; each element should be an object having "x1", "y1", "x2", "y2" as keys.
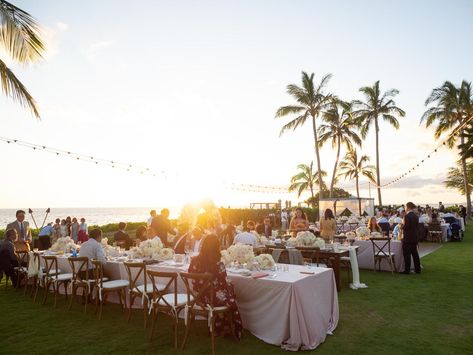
[
  {"x1": 356, "y1": 226, "x2": 371, "y2": 238},
  {"x1": 129, "y1": 238, "x2": 173, "y2": 260},
  {"x1": 254, "y1": 254, "x2": 275, "y2": 270},
  {"x1": 370, "y1": 231, "x2": 383, "y2": 238},
  {"x1": 250, "y1": 231, "x2": 268, "y2": 246},
  {"x1": 221, "y1": 243, "x2": 255, "y2": 266},
  {"x1": 345, "y1": 231, "x2": 356, "y2": 239},
  {"x1": 50, "y1": 237, "x2": 78, "y2": 253},
  {"x1": 286, "y1": 232, "x2": 325, "y2": 248}
]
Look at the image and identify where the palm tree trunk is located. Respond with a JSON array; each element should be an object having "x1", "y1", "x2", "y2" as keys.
[
  {"x1": 330, "y1": 135, "x2": 341, "y2": 198},
  {"x1": 374, "y1": 116, "x2": 382, "y2": 207},
  {"x1": 460, "y1": 134, "x2": 472, "y2": 220},
  {"x1": 356, "y1": 173, "x2": 361, "y2": 216},
  {"x1": 312, "y1": 115, "x2": 324, "y2": 198}
]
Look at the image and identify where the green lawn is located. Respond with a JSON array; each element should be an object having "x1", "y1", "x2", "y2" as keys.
[{"x1": 1, "y1": 225, "x2": 472, "y2": 355}]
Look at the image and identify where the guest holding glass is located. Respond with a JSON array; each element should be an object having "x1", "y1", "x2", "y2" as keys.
[
  {"x1": 188, "y1": 234, "x2": 243, "y2": 340},
  {"x1": 289, "y1": 207, "x2": 309, "y2": 233},
  {"x1": 319, "y1": 209, "x2": 336, "y2": 242}
]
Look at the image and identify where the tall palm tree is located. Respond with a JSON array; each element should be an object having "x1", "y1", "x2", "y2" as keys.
[
  {"x1": 444, "y1": 161, "x2": 473, "y2": 197},
  {"x1": 0, "y1": 0, "x2": 45, "y2": 118},
  {"x1": 288, "y1": 162, "x2": 327, "y2": 198},
  {"x1": 318, "y1": 99, "x2": 362, "y2": 198},
  {"x1": 337, "y1": 148, "x2": 376, "y2": 215},
  {"x1": 353, "y1": 81, "x2": 405, "y2": 207},
  {"x1": 276, "y1": 71, "x2": 333, "y2": 198},
  {"x1": 422, "y1": 80, "x2": 472, "y2": 220},
  {"x1": 459, "y1": 123, "x2": 473, "y2": 159}
]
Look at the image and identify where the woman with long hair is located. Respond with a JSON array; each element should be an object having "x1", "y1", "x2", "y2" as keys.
[
  {"x1": 289, "y1": 207, "x2": 309, "y2": 233},
  {"x1": 368, "y1": 217, "x2": 381, "y2": 233},
  {"x1": 319, "y1": 208, "x2": 336, "y2": 242},
  {"x1": 188, "y1": 234, "x2": 243, "y2": 339}
]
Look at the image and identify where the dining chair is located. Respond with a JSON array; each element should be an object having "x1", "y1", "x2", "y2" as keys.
[
  {"x1": 180, "y1": 272, "x2": 236, "y2": 355},
  {"x1": 124, "y1": 262, "x2": 162, "y2": 328},
  {"x1": 91, "y1": 260, "x2": 129, "y2": 320},
  {"x1": 147, "y1": 270, "x2": 186, "y2": 347},
  {"x1": 14, "y1": 250, "x2": 29, "y2": 289},
  {"x1": 42, "y1": 255, "x2": 73, "y2": 307},
  {"x1": 369, "y1": 237, "x2": 396, "y2": 274}
]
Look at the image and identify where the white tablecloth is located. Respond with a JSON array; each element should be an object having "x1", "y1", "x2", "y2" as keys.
[{"x1": 353, "y1": 240, "x2": 403, "y2": 272}]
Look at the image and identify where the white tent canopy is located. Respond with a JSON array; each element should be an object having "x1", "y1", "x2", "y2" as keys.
[{"x1": 319, "y1": 197, "x2": 375, "y2": 218}]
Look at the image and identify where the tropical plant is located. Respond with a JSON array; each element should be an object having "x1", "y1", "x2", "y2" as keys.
[
  {"x1": 444, "y1": 161, "x2": 473, "y2": 198},
  {"x1": 318, "y1": 99, "x2": 362, "y2": 198},
  {"x1": 353, "y1": 80, "x2": 405, "y2": 206},
  {"x1": 0, "y1": 0, "x2": 45, "y2": 118},
  {"x1": 288, "y1": 162, "x2": 327, "y2": 199},
  {"x1": 422, "y1": 80, "x2": 473, "y2": 219},
  {"x1": 337, "y1": 148, "x2": 376, "y2": 215},
  {"x1": 276, "y1": 71, "x2": 333, "y2": 198},
  {"x1": 459, "y1": 123, "x2": 473, "y2": 159}
]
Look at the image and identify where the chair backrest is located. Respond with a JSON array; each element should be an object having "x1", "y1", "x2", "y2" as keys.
[
  {"x1": 295, "y1": 247, "x2": 321, "y2": 264},
  {"x1": 369, "y1": 237, "x2": 392, "y2": 258},
  {"x1": 68, "y1": 256, "x2": 90, "y2": 282},
  {"x1": 180, "y1": 272, "x2": 214, "y2": 309},
  {"x1": 444, "y1": 216, "x2": 456, "y2": 224},
  {"x1": 42, "y1": 255, "x2": 59, "y2": 279},
  {"x1": 124, "y1": 262, "x2": 147, "y2": 294},
  {"x1": 146, "y1": 270, "x2": 178, "y2": 308},
  {"x1": 32, "y1": 252, "x2": 42, "y2": 272},
  {"x1": 333, "y1": 235, "x2": 347, "y2": 243},
  {"x1": 16, "y1": 250, "x2": 29, "y2": 267},
  {"x1": 378, "y1": 223, "x2": 391, "y2": 236},
  {"x1": 91, "y1": 260, "x2": 104, "y2": 287},
  {"x1": 428, "y1": 222, "x2": 442, "y2": 232}
]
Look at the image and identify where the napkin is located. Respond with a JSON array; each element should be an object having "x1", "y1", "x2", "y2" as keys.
[{"x1": 251, "y1": 272, "x2": 269, "y2": 279}]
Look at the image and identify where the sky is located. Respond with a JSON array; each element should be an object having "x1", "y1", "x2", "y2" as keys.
[{"x1": 1, "y1": 0, "x2": 472, "y2": 213}]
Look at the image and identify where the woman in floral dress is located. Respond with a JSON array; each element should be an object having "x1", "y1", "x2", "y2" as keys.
[{"x1": 188, "y1": 234, "x2": 243, "y2": 340}]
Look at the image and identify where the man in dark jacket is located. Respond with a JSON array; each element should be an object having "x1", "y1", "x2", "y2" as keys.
[
  {"x1": 400, "y1": 202, "x2": 421, "y2": 274},
  {"x1": 0, "y1": 229, "x2": 19, "y2": 287},
  {"x1": 150, "y1": 208, "x2": 176, "y2": 247}
]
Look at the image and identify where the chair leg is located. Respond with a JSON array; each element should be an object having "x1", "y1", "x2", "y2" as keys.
[
  {"x1": 42, "y1": 280, "x2": 49, "y2": 305},
  {"x1": 210, "y1": 316, "x2": 216, "y2": 355},
  {"x1": 122, "y1": 289, "x2": 127, "y2": 311},
  {"x1": 84, "y1": 287, "x2": 89, "y2": 313},
  {"x1": 54, "y1": 283, "x2": 58, "y2": 308},
  {"x1": 149, "y1": 309, "x2": 158, "y2": 341},
  {"x1": 64, "y1": 282, "x2": 69, "y2": 304},
  {"x1": 173, "y1": 315, "x2": 178, "y2": 349},
  {"x1": 23, "y1": 276, "x2": 28, "y2": 295},
  {"x1": 143, "y1": 297, "x2": 147, "y2": 328},
  {"x1": 181, "y1": 312, "x2": 193, "y2": 350},
  {"x1": 69, "y1": 284, "x2": 75, "y2": 310}
]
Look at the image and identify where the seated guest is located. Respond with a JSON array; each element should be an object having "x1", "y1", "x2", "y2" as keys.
[
  {"x1": 219, "y1": 223, "x2": 236, "y2": 247},
  {"x1": 6, "y1": 210, "x2": 32, "y2": 252},
  {"x1": 38, "y1": 222, "x2": 54, "y2": 250},
  {"x1": 0, "y1": 229, "x2": 19, "y2": 287},
  {"x1": 260, "y1": 217, "x2": 273, "y2": 238},
  {"x1": 289, "y1": 207, "x2": 309, "y2": 232},
  {"x1": 368, "y1": 217, "x2": 382, "y2": 233},
  {"x1": 113, "y1": 222, "x2": 132, "y2": 249},
  {"x1": 135, "y1": 225, "x2": 148, "y2": 243},
  {"x1": 319, "y1": 209, "x2": 336, "y2": 242},
  {"x1": 188, "y1": 234, "x2": 243, "y2": 339},
  {"x1": 428, "y1": 213, "x2": 442, "y2": 231},
  {"x1": 233, "y1": 221, "x2": 258, "y2": 246},
  {"x1": 392, "y1": 223, "x2": 402, "y2": 240},
  {"x1": 377, "y1": 214, "x2": 389, "y2": 224},
  {"x1": 255, "y1": 219, "x2": 265, "y2": 235},
  {"x1": 79, "y1": 228, "x2": 106, "y2": 266},
  {"x1": 189, "y1": 227, "x2": 204, "y2": 254}
]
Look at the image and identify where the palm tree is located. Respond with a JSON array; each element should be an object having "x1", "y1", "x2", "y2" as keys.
[
  {"x1": 422, "y1": 80, "x2": 473, "y2": 219},
  {"x1": 318, "y1": 99, "x2": 362, "y2": 198},
  {"x1": 0, "y1": 0, "x2": 45, "y2": 118},
  {"x1": 444, "y1": 161, "x2": 473, "y2": 198},
  {"x1": 337, "y1": 148, "x2": 376, "y2": 215},
  {"x1": 459, "y1": 123, "x2": 473, "y2": 159},
  {"x1": 276, "y1": 71, "x2": 333, "y2": 198},
  {"x1": 288, "y1": 162, "x2": 327, "y2": 198},
  {"x1": 354, "y1": 81, "x2": 405, "y2": 207}
]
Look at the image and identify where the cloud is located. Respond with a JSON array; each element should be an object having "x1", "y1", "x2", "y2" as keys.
[{"x1": 82, "y1": 40, "x2": 114, "y2": 63}]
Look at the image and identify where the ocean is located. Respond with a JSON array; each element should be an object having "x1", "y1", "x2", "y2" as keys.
[{"x1": 0, "y1": 207, "x2": 155, "y2": 228}]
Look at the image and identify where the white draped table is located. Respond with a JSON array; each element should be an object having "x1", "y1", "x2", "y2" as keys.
[
  {"x1": 353, "y1": 240, "x2": 404, "y2": 272},
  {"x1": 39, "y1": 255, "x2": 339, "y2": 351}
]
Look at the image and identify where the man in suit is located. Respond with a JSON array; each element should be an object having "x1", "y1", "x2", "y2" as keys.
[
  {"x1": 150, "y1": 208, "x2": 176, "y2": 247},
  {"x1": 400, "y1": 202, "x2": 421, "y2": 274},
  {"x1": 113, "y1": 222, "x2": 132, "y2": 250},
  {"x1": 0, "y1": 229, "x2": 19, "y2": 287},
  {"x1": 6, "y1": 210, "x2": 32, "y2": 252}
]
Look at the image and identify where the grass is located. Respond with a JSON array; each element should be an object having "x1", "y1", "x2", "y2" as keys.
[{"x1": 1, "y1": 225, "x2": 472, "y2": 355}]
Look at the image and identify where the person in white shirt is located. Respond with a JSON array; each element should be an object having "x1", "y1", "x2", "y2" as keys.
[
  {"x1": 190, "y1": 227, "x2": 204, "y2": 254},
  {"x1": 79, "y1": 228, "x2": 107, "y2": 266},
  {"x1": 233, "y1": 221, "x2": 258, "y2": 246},
  {"x1": 147, "y1": 209, "x2": 156, "y2": 227}
]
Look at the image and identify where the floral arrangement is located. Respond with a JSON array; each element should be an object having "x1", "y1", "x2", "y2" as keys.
[
  {"x1": 286, "y1": 231, "x2": 325, "y2": 248},
  {"x1": 221, "y1": 243, "x2": 255, "y2": 266},
  {"x1": 250, "y1": 231, "x2": 268, "y2": 245},
  {"x1": 347, "y1": 217, "x2": 360, "y2": 224},
  {"x1": 254, "y1": 254, "x2": 275, "y2": 270},
  {"x1": 345, "y1": 231, "x2": 356, "y2": 239},
  {"x1": 356, "y1": 226, "x2": 371, "y2": 238},
  {"x1": 130, "y1": 238, "x2": 174, "y2": 260},
  {"x1": 370, "y1": 232, "x2": 383, "y2": 238},
  {"x1": 50, "y1": 237, "x2": 79, "y2": 253},
  {"x1": 100, "y1": 238, "x2": 121, "y2": 257}
]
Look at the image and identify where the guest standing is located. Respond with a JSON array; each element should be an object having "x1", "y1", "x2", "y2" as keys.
[
  {"x1": 52, "y1": 218, "x2": 61, "y2": 244},
  {"x1": 5, "y1": 210, "x2": 32, "y2": 252},
  {"x1": 135, "y1": 225, "x2": 148, "y2": 243},
  {"x1": 71, "y1": 217, "x2": 79, "y2": 243},
  {"x1": 78, "y1": 218, "x2": 89, "y2": 243},
  {"x1": 150, "y1": 208, "x2": 176, "y2": 247},
  {"x1": 400, "y1": 202, "x2": 421, "y2": 274},
  {"x1": 319, "y1": 209, "x2": 336, "y2": 242},
  {"x1": 188, "y1": 234, "x2": 243, "y2": 339},
  {"x1": 38, "y1": 222, "x2": 54, "y2": 250},
  {"x1": 59, "y1": 219, "x2": 68, "y2": 237},
  {"x1": 289, "y1": 207, "x2": 309, "y2": 232}
]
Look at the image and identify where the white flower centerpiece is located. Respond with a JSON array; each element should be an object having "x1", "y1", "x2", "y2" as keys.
[
  {"x1": 50, "y1": 237, "x2": 79, "y2": 253},
  {"x1": 355, "y1": 226, "x2": 371, "y2": 239},
  {"x1": 254, "y1": 254, "x2": 276, "y2": 270},
  {"x1": 286, "y1": 231, "x2": 325, "y2": 248},
  {"x1": 130, "y1": 238, "x2": 174, "y2": 261},
  {"x1": 250, "y1": 231, "x2": 268, "y2": 246},
  {"x1": 100, "y1": 238, "x2": 121, "y2": 258},
  {"x1": 221, "y1": 243, "x2": 275, "y2": 270},
  {"x1": 345, "y1": 231, "x2": 356, "y2": 239},
  {"x1": 370, "y1": 231, "x2": 383, "y2": 238}
]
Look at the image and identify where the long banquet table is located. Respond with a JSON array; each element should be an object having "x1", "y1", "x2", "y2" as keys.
[{"x1": 40, "y1": 255, "x2": 339, "y2": 351}]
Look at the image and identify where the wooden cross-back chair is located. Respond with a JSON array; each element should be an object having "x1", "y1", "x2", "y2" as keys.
[
  {"x1": 369, "y1": 237, "x2": 396, "y2": 274},
  {"x1": 41, "y1": 255, "x2": 72, "y2": 307}
]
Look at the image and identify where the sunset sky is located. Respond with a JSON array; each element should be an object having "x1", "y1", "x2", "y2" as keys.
[{"x1": 1, "y1": 0, "x2": 472, "y2": 214}]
